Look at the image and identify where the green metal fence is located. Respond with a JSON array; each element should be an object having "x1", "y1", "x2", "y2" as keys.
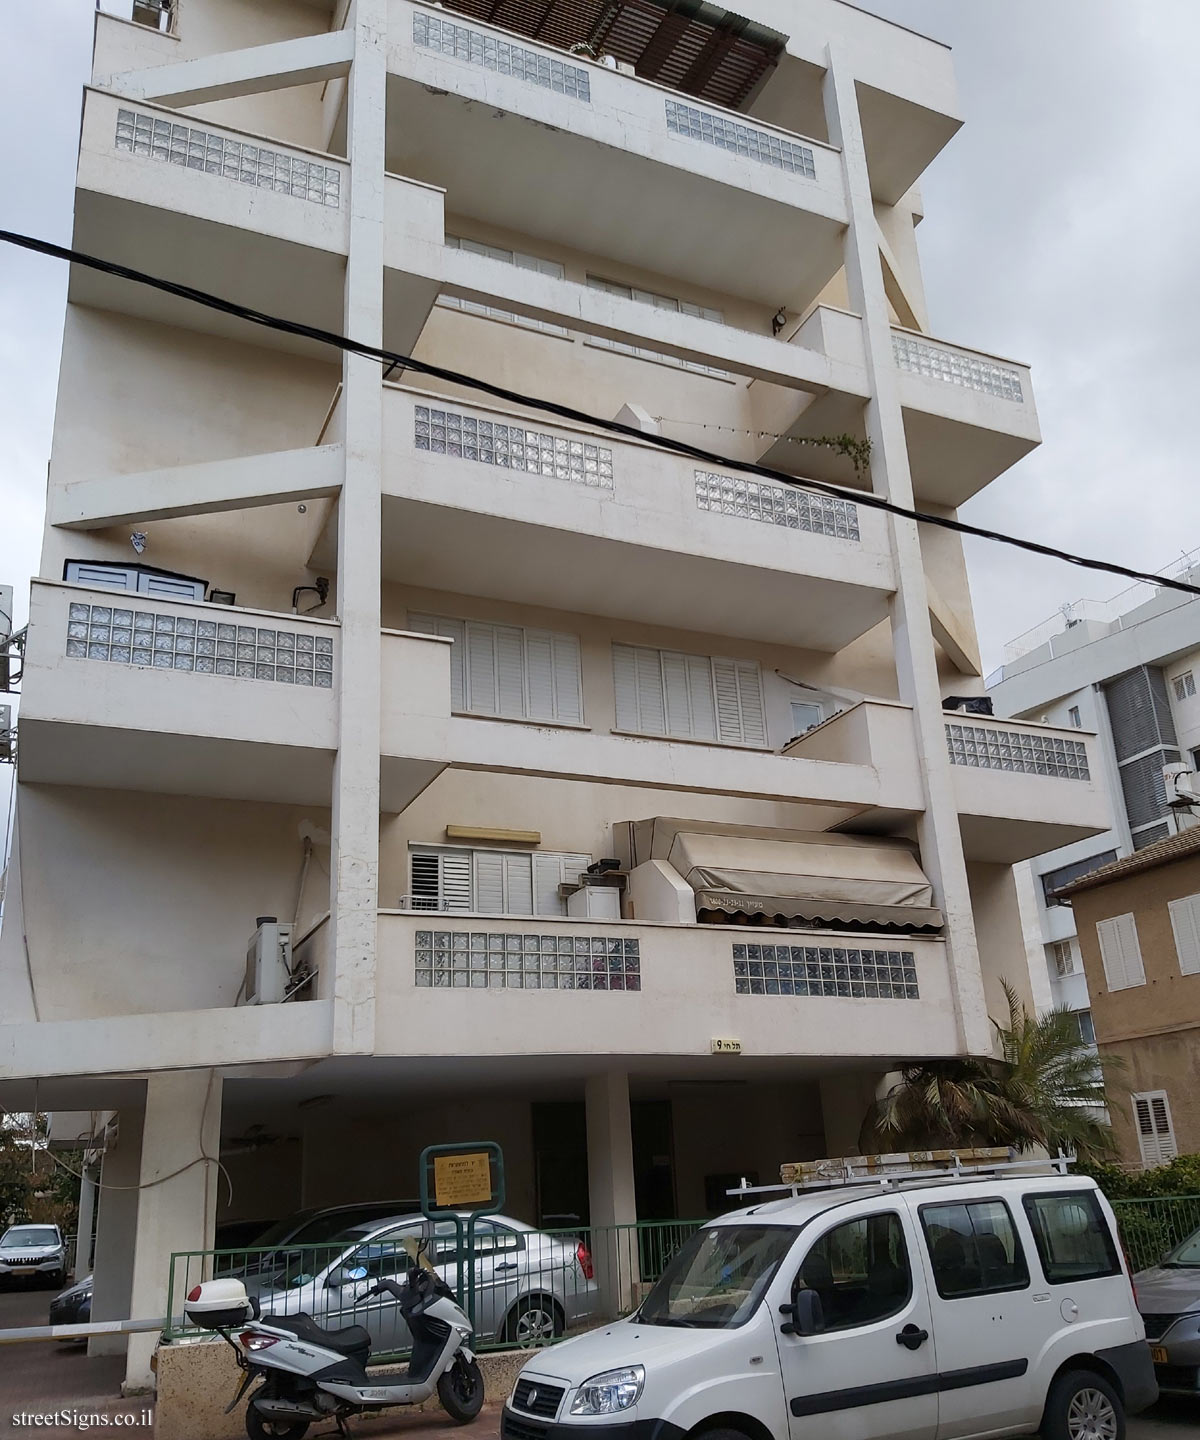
[
  {"x1": 162, "y1": 1218, "x2": 705, "y2": 1357},
  {"x1": 1112, "y1": 1195, "x2": 1200, "y2": 1273}
]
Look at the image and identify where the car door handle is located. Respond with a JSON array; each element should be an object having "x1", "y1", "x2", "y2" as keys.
[
  {"x1": 495, "y1": 1261, "x2": 518, "y2": 1271},
  {"x1": 896, "y1": 1324, "x2": 929, "y2": 1351}
]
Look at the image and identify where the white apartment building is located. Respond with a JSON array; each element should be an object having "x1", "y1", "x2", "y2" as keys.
[
  {"x1": 989, "y1": 556, "x2": 1200, "y2": 1036},
  {"x1": 0, "y1": 0, "x2": 1109, "y2": 1390}
]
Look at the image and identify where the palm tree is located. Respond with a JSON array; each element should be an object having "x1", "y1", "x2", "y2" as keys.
[{"x1": 861, "y1": 981, "x2": 1116, "y2": 1160}]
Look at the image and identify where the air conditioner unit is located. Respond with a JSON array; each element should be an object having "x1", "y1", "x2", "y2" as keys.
[
  {"x1": 244, "y1": 918, "x2": 293, "y2": 1006},
  {"x1": 567, "y1": 886, "x2": 622, "y2": 920}
]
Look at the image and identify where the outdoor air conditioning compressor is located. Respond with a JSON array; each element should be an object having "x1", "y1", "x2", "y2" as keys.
[{"x1": 243, "y1": 917, "x2": 293, "y2": 1005}]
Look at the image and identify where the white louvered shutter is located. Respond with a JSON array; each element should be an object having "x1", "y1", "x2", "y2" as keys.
[
  {"x1": 465, "y1": 622, "x2": 499, "y2": 715},
  {"x1": 410, "y1": 849, "x2": 472, "y2": 912},
  {"x1": 711, "y1": 657, "x2": 767, "y2": 746},
  {"x1": 612, "y1": 644, "x2": 640, "y2": 732},
  {"x1": 65, "y1": 561, "x2": 140, "y2": 591},
  {"x1": 532, "y1": 851, "x2": 592, "y2": 916},
  {"x1": 613, "y1": 644, "x2": 667, "y2": 735},
  {"x1": 138, "y1": 572, "x2": 206, "y2": 599},
  {"x1": 409, "y1": 614, "x2": 467, "y2": 710},
  {"x1": 525, "y1": 630, "x2": 582, "y2": 724},
  {"x1": 473, "y1": 851, "x2": 506, "y2": 913},
  {"x1": 1133, "y1": 1093, "x2": 1178, "y2": 1169},
  {"x1": 1167, "y1": 893, "x2": 1200, "y2": 976},
  {"x1": 1096, "y1": 913, "x2": 1146, "y2": 991},
  {"x1": 495, "y1": 625, "x2": 526, "y2": 718},
  {"x1": 502, "y1": 853, "x2": 534, "y2": 914},
  {"x1": 662, "y1": 651, "x2": 693, "y2": 736}
]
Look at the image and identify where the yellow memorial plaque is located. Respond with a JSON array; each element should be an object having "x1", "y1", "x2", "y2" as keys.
[{"x1": 433, "y1": 1150, "x2": 493, "y2": 1208}]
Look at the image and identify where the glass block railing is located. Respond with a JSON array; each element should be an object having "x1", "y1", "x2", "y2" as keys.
[
  {"x1": 65, "y1": 601, "x2": 335, "y2": 687},
  {"x1": 945, "y1": 722, "x2": 1089, "y2": 781},
  {"x1": 665, "y1": 98, "x2": 816, "y2": 179},
  {"x1": 414, "y1": 404, "x2": 614, "y2": 488},
  {"x1": 115, "y1": 109, "x2": 341, "y2": 207},
  {"x1": 892, "y1": 331, "x2": 1024, "y2": 403},
  {"x1": 695, "y1": 471, "x2": 859, "y2": 540},
  {"x1": 413, "y1": 10, "x2": 591, "y2": 101}
]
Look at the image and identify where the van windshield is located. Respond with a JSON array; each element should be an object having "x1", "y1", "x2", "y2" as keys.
[{"x1": 639, "y1": 1225, "x2": 798, "y2": 1329}]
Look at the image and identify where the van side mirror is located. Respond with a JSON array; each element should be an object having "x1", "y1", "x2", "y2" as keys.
[{"x1": 780, "y1": 1288, "x2": 824, "y2": 1336}]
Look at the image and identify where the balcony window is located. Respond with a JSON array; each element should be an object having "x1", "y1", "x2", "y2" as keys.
[
  {"x1": 586, "y1": 276, "x2": 728, "y2": 378},
  {"x1": 1075, "y1": 1010, "x2": 1096, "y2": 1048},
  {"x1": 130, "y1": 0, "x2": 174, "y2": 32},
  {"x1": 1048, "y1": 940, "x2": 1076, "y2": 979},
  {"x1": 408, "y1": 846, "x2": 592, "y2": 916},
  {"x1": 440, "y1": 237, "x2": 569, "y2": 336},
  {"x1": 408, "y1": 613, "x2": 583, "y2": 723},
  {"x1": 612, "y1": 643, "x2": 766, "y2": 747},
  {"x1": 790, "y1": 701, "x2": 823, "y2": 736},
  {"x1": 1068, "y1": 706, "x2": 1082, "y2": 728},
  {"x1": 1172, "y1": 670, "x2": 1196, "y2": 702}
]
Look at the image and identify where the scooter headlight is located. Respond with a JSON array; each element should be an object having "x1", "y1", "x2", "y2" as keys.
[{"x1": 570, "y1": 1365, "x2": 644, "y2": 1415}]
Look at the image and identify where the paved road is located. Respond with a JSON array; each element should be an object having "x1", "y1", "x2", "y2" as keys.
[{"x1": 1, "y1": 1286, "x2": 1195, "y2": 1437}]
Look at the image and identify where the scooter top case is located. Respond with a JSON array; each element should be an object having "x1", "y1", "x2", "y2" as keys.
[{"x1": 184, "y1": 1277, "x2": 256, "y2": 1330}]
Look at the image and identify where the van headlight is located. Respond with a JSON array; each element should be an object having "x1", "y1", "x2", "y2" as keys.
[{"x1": 570, "y1": 1365, "x2": 644, "y2": 1415}]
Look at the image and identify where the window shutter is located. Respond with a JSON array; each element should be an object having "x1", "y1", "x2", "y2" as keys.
[
  {"x1": 1096, "y1": 913, "x2": 1146, "y2": 991},
  {"x1": 473, "y1": 851, "x2": 506, "y2": 913},
  {"x1": 1168, "y1": 893, "x2": 1200, "y2": 976},
  {"x1": 410, "y1": 614, "x2": 467, "y2": 709},
  {"x1": 662, "y1": 651, "x2": 693, "y2": 737},
  {"x1": 550, "y1": 633, "x2": 583, "y2": 724},
  {"x1": 525, "y1": 630, "x2": 582, "y2": 724},
  {"x1": 712, "y1": 657, "x2": 767, "y2": 746},
  {"x1": 495, "y1": 625, "x2": 526, "y2": 718},
  {"x1": 502, "y1": 853, "x2": 533, "y2": 914},
  {"x1": 137, "y1": 572, "x2": 206, "y2": 599},
  {"x1": 612, "y1": 645, "x2": 640, "y2": 731},
  {"x1": 531, "y1": 851, "x2": 592, "y2": 915},
  {"x1": 65, "y1": 562, "x2": 140, "y2": 591},
  {"x1": 410, "y1": 851, "x2": 441, "y2": 910},
  {"x1": 613, "y1": 643, "x2": 666, "y2": 735},
  {"x1": 411, "y1": 849, "x2": 472, "y2": 912},
  {"x1": 1133, "y1": 1093, "x2": 1178, "y2": 1168},
  {"x1": 465, "y1": 622, "x2": 498, "y2": 715}
]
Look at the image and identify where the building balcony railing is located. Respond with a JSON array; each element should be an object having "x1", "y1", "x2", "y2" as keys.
[
  {"x1": 385, "y1": 0, "x2": 848, "y2": 310},
  {"x1": 380, "y1": 384, "x2": 893, "y2": 652},
  {"x1": 17, "y1": 580, "x2": 338, "y2": 805},
  {"x1": 72, "y1": 87, "x2": 356, "y2": 351},
  {"x1": 753, "y1": 319, "x2": 1040, "y2": 505},
  {"x1": 946, "y1": 716, "x2": 1111, "y2": 863},
  {"x1": 376, "y1": 911, "x2": 959, "y2": 1061}
]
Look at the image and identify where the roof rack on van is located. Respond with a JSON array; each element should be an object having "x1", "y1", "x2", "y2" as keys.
[{"x1": 727, "y1": 1147, "x2": 1076, "y2": 1200}]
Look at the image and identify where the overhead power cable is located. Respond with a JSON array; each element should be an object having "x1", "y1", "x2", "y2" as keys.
[{"x1": 4, "y1": 226, "x2": 1199, "y2": 603}]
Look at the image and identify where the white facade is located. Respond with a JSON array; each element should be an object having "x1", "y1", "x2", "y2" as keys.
[
  {"x1": 0, "y1": 0, "x2": 1106, "y2": 1390},
  {"x1": 989, "y1": 559, "x2": 1200, "y2": 1031}
]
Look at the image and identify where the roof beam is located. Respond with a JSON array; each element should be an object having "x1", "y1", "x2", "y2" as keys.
[
  {"x1": 49, "y1": 445, "x2": 344, "y2": 531},
  {"x1": 103, "y1": 30, "x2": 354, "y2": 110}
]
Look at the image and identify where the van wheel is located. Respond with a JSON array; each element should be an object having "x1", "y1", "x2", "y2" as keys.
[
  {"x1": 1040, "y1": 1369, "x2": 1124, "y2": 1440},
  {"x1": 504, "y1": 1296, "x2": 564, "y2": 1347}
]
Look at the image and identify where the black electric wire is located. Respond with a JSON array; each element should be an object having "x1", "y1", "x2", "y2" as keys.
[{"x1": 4, "y1": 226, "x2": 1199, "y2": 603}]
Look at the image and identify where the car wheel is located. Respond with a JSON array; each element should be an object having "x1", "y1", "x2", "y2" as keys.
[
  {"x1": 504, "y1": 1296, "x2": 564, "y2": 1347},
  {"x1": 1040, "y1": 1368, "x2": 1124, "y2": 1440}
]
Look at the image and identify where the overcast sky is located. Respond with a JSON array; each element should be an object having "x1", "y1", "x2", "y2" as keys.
[{"x1": 0, "y1": 1, "x2": 1197, "y2": 747}]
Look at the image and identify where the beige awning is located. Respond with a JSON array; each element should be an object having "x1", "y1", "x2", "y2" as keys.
[{"x1": 625, "y1": 818, "x2": 943, "y2": 931}]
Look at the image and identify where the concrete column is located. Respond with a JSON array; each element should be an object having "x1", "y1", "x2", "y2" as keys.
[
  {"x1": 823, "y1": 49, "x2": 991, "y2": 1057},
  {"x1": 586, "y1": 1071, "x2": 637, "y2": 1315},
  {"x1": 124, "y1": 1069, "x2": 222, "y2": 1394},
  {"x1": 88, "y1": 1103, "x2": 144, "y2": 1358},
  {"x1": 74, "y1": 1162, "x2": 98, "y2": 1280},
  {"x1": 329, "y1": 0, "x2": 387, "y2": 1056}
]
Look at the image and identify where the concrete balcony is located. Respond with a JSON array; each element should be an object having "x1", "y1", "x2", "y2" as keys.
[
  {"x1": 381, "y1": 633, "x2": 925, "y2": 820},
  {"x1": 754, "y1": 318, "x2": 1040, "y2": 505},
  {"x1": 375, "y1": 912, "x2": 959, "y2": 1063},
  {"x1": 17, "y1": 580, "x2": 338, "y2": 804},
  {"x1": 71, "y1": 88, "x2": 355, "y2": 353},
  {"x1": 379, "y1": 385, "x2": 892, "y2": 650},
  {"x1": 384, "y1": 0, "x2": 848, "y2": 309},
  {"x1": 946, "y1": 717, "x2": 1111, "y2": 863}
]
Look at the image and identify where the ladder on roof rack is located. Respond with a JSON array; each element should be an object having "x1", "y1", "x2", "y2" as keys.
[{"x1": 726, "y1": 1148, "x2": 1076, "y2": 1200}]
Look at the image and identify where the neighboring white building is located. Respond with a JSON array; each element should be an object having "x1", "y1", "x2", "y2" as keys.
[
  {"x1": 989, "y1": 554, "x2": 1200, "y2": 1037},
  {"x1": 0, "y1": 0, "x2": 1108, "y2": 1389}
]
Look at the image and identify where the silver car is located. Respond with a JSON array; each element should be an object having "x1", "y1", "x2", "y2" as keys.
[
  {"x1": 1137, "y1": 1224, "x2": 1200, "y2": 1397},
  {"x1": 0, "y1": 1224, "x2": 68, "y2": 1288},
  {"x1": 247, "y1": 1212, "x2": 599, "y2": 1352}
]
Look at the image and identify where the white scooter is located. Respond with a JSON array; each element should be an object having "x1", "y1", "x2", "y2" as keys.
[{"x1": 185, "y1": 1240, "x2": 485, "y2": 1440}]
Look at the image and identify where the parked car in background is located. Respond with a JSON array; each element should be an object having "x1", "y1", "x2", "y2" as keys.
[
  {"x1": 0, "y1": 1224, "x2": 67, "y2": 1289},
  {"x1": 1136, "y1": 1223, "x2": 1200, "y2": 1397},
  {"x1": 222, "y1": 1199, "x2": 420, "y2": 1280},
  {"x1": 245, "y1": 1211, "x2": 598, "y2": 1351},
  {"x1": 214, "y1": 1218, "x2": 275, "y2": 1251},
  {"x1": 49, "y1": 1272, "x2": 92, "y2": 1332}
]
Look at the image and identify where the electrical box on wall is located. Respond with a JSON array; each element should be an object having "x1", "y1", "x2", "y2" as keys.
[{"x1": 243, "y1": 919, "x2": 293, "y2": 1005}]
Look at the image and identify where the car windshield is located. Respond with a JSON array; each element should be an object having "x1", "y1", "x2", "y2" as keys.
[
  {"x1": 638, "y1": 1225, "x2": 798, "y2": 1329},
  {"x1": 2, "y1": 1227, "x2": 59, "y2": 1248},
  {"x1": 1162, "y1": 1228, "x2": 1200, "y2": 1268}
]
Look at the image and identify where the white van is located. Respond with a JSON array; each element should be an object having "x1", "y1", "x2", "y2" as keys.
[{"x1": 503, "y1": 1173, "x2": 1157, "y2": 1440}]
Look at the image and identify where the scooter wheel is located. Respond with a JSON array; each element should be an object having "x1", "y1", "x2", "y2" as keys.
[
  {"x1": 437, "y1": 1356, "x2": 485, "y2": 1424},
  {"x1": 245, "y1": 1407, "x2": 310, "y2": 1440}
]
